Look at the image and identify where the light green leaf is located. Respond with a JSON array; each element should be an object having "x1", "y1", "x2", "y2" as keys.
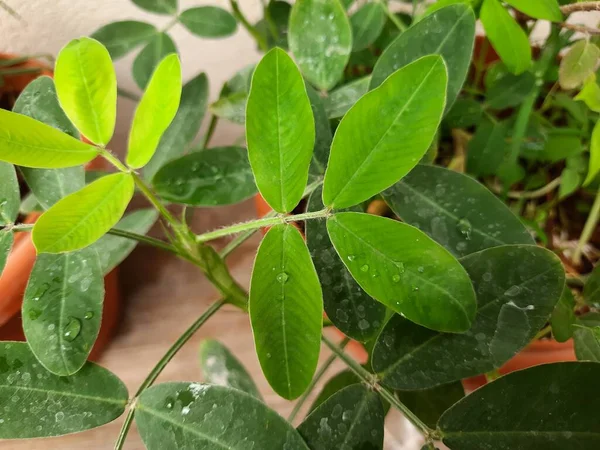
[
  {"x1": 133, "y1": 32, "x2": 177, "y2": 90},
  {"x1": 439, "y1": 362, "x2": 600, "y2": 449},
  {"x1": 132, "y1": 0, "x2": 177, "y2": 15},
  {"x1": 551, "y1": 286, "x2": 576, "y2": 342},
  {"x1": 559, "y1": 167, "x2": 581, "y2": 199},
  {"x1": 306, "y1": 85, "x2": 332, "y2": 180},
  {"x1": 127, "y1": 54, "x2": 181, "y2": 169},
  {"x1": 143, "y1": 72, "x2": 209, "y2": 180},
  {"x1": 397, "y1": 382, "x2": 465, "y2": 429},
  {"x1": 574, "y1": 326, "x2": 600, "y2": 361},
  {"x1": 55, "y1": 37, "x2": 117, "y2": 146},
  {"x1": 91, "y1": 208, "x2": 159, "y2": 274},
  {"x1": 153, "y1": 147, "x2": 257, "y2": 206},
  {"x1": 371, "y1": 245, "x2": 565, "y2": 389},
  {"x1": 246, "y1": 48, "x2": 315, "y2": 213},
  {"x1": 298, "y1": 384, "x2": 385, "y2": 450},
  {"x1": 199, "y1": 339, "x2": 262, "y2": 400},
  {"x1": 0, "y1": 162, "x2": 19, "y2": 225},
  {"x1": 323, "y1": 56, "x2": 447, "y2": 209},
  {"x1": 480, "y1": 0, "x2": 531, "y2": 75},
  {"x1": 559, "y1": 40, "x2": 600, "y2": 90},
  {"x1": 486, "y1": 72, "x2": 536, "y2": 110},
  {"x1": 504, "y1": 0, "x2": 562, "y2": 22},
  {"x1": 466, "y1": 117, "x2": 507, "y2": 176},
  {"x1": 289, "y1": 0, "x2": 352, "y2": 90},
  {"x1": 309, "y1": 370, "x2": 360, "y2": 413},
  {"x1": 327, "y1": 212, "x2": 476, "y2": 333},
  {"x1": 179, "y1": 6, "x2": 237, "y2": 37},
  {"x1": 209, "y1": 92, "x2": 247, "y2": 124},
  {"x1": 350, "y1": 3, "x2": 386, "y2": 51},
  {"x1": 575, "y1": 75, "x2": 600, "y2": 112},
  {"x1": 91, "y1": 21, "x2": 158, "y2": 59},
  {"x1": 249, "y1": 224, "x2": 323, "y2": 400},
  {"x1": 0, "y1": 341, "x2": 128, "y2": 438},
  {"x1": 382, "y1": 165, "x2": 534, "y2": 258},
  {"x1": 136, "y1": 383, "x2": 309, "y2": 449},
  {"x1": 585, "y1": 265, "x2": 600, "y2": 307},
  {"x1": 22, "y1": 247, "x2": 104, "y2": 375},
  {"x1": 324, "y1": 76, "x2": 370, "y2": 119},
  {"x1": 371, "y1": 4, "x2": 475, "y2": 112},
  {"x1": 32, "y1": 173, "x2": 135, "y2": 254},
  {"x1": 0, "y1": 109, "x2": 98, "y2": 169},
  {"x1": 584, "y1": 120, "x2": 600, "y2": 186},
  {"x1": 0, "y1": 229, "x2": 13, "y2": 276}
]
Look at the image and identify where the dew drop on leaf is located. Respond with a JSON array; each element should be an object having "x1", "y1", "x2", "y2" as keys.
[
  {"x1": 456, "y1": 218, "x2": 472, "y2": 240},
  {"x1": 347, "y1": 255, "x2": 356, "y2": 262},
  {"x1": 504, "y1": 285, "x2": 521, "y2": 297},
  {"x1": 28, "y1": 309, "x2": 42, "y2": 321},
  {"x1": 392, "y1": 274, "x2": 401, "y2": 283},
  {"x1": 84, "y1": 311, "x2": 94, "y2": 320},
  {"x1": 360, "y1": 264, "x2": 369, "y2": 272},
  {"x1": 63, "y1": 317, "x2": 82, "y2": 342},
  {"x1": 276, "y1": 272, "x2": 289, "y2": 284}
]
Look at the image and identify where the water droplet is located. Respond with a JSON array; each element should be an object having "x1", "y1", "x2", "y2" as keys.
[
  {"x1": 347, "y1": 255, "x2": 355, "y2": 262},
  {"x1": 276, "y1": 272, "x2": 289, "y2": 284},
  {"x1": 332, "y1": 404, "x2": 343, "y2": 418},
  {"x1": 504, "y1": 285, "x2": 521, "y2": 297},
  {"x1": 397, "y1": 262, "x2": 405, "y2": 273},
  {"x1": 31, "y1": 283, "x2": 50, "y2": 301},
  {"x1": 84, "y1": 311, "x2": 94, "y2": 320},
  {"x1": 417, "y1": 266, "x2": 425, "y2": 273},
  {"x1": 55, "y1": 412, "x2": 64, "y2": 422},
  {"x1": 342, "y1": 410, "x2": 352, "y2": 421},
  {"x1": 457, "y1": 218, "x2": 472, "y2": 240},
  {"x1": 358, "y1": 319, "x2": 370, "y2": 330},
  {"x1": 392, "y1": 274, "x2": 401, "y2": 283},
  {"x1": 360, "y1": 264, "x2": 369, "y2": 272},
  {"x1": 63, "y1": 318, "x2": 81, "y2": 342},
  {"x1": 28, "y1": 309, "x2": 42, "y2": 321},
  {"x1": 482, "y1": 272, "x2": 493, "y2": 282},
  {"x1": 412, "y1": 286, "x2": 419, "y2": 292}
]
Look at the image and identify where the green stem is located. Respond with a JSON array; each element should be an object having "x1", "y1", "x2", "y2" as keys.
[
  {"x1": 488, "y1": 177, "x2": 562, "y2": 200},
  {"x1": 220, "y1": 210, "x2": 278, "y2": 258},
  {"x1": 534, "y1": 324, "x2": 553, "y2": 341},
  {"x1": 507, "y1": 88, "x2": 539, "y2": 168},
  {"x1": 380, "y1": 1, "x2": 407, "y2": 31},
  {"x1": 114, "y1": 299, "x2": 226, "y2": 450},
  {"x1": 201, "y1": 115, "x2": 219, "y2": 149},
  {"x1": 573, "y1": 188, "x2": 600, "y2": 265},
  {"x1": 162, "y1": 16, "x2": 180, "y2": 33},
  {"x1": 117, "y1": 87, "x2": 140, "y2": 102},
  {"x1": 229, "y1": 0, "x2": 269, "y2": 52},
  {"x1": 130, "y1": 172, "x2": 181, "y2": 230},
  {"x1": 99, "y1": 148, "x2": 130, "y2": 173},
  {"x1": 106, "y1": 228, "x2": 179, "y2": 255},
  {"x1": 263, "y1": 2, "x2": 279, "y2": 41}
]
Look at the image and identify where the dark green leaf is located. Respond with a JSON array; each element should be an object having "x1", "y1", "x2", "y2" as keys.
[
  {"x1": 153, "y1": 147, "x2": 257, "y2": 206},
  {"x1": 0, "y1": 229, "x2": 13, "y2": 276},
  {"x1": 133, "y1": 32, "x2": 177, "y2": 90},
  {"x1": 397, "y1": 382, "x2": 464, "y2": 429},
  {"x1": 466, "y1": 117, "x2": 507, "y2": 176},
  {"x1": 371, "y1": 245, "x2": 565, "y2": 389},
  {"x1": 324, "y1": 76, "x2": 370, "y2": 119},
  {"x1": 327, "y1": 212, "x2": 476, "y2": 333},
  {"x1": 371, "y1": 4, "x2": 475, "y2": 112},
  {"x1": 136, "y1": 383, "x2": 309, "y2": 449},
  {"x1": 350, "y1": 3, "x2": 386, "y2": 51},
  {"x1": 579, "y1": 312, "x2": 600, "y2": 328},
  {"x1": 132, "y1": 0, "x2": 177, "y2": 15},
  {"x1": 91, "y1": 21, "x2": 158, "y2": 59},
  {"x1": 439, "y1": 362, "x2": 600, "y2": 449},
  {"x1": 585, "y1": 265, "x2": 600, "y2": 307},
  {"x1": 199, "y1": 339, "x2": 262, "y2": 400},
  {"x1": 298, "y1": 384, "x2": 384, "y2": 450},
  {"x1": 306, "y1": 85, "x2": 332, "y2": 181},
  {"x1": 0, "y1": 342, "x2": 128, "y2": 438},
  {"x1": 309, "y1": 370, "x2": 360, "y2": 413},
  {"x1": 559, "y1": 40, "x2": 600, "y2": 90},
  {"x1": 574, "y1": 326, "x2": 600, "y2": 361},
  {"x1": 210, "y1": 92, "x2": 247, "y2": 125},
  {"x1": 179, "y1": 6, "x2": 237, "y2": 38},
  {"x1": 505, "y1": 0, "x2": 562, "y2": 21},
  {"x1": 0, "y1": 162, "x2": 19, "y2": 225},
  {"x1": 559, "y1": 167, "x2": 581, "y2": 199},
  {"x1": 486, "y1": 72, "x2": 536, "y2": 110},
  {"x1": 255, "y1": 1, "x2": 291, "y2": 49},
  {"x1": 551, "y1": 286, "x2": 576, "y2": 343},
  {"x1": 524, "y1": 130, "x2": 583, "y2": 163},
  {"x1": 585, "y1": 120, "x2": 600, "y2": 186},
  {"x1": 444, "y1": 97, "x2": 483, "y2": 129}
]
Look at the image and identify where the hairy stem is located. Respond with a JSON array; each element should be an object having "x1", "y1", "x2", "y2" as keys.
[
  {"x1": 229, "y1": 0, "x2": 269, "y2": 52},
  {"x1": 220, "y1": 210, "x2": 278, "y2": 258},
  {"x1": 561, "y1": 2, "x2": 600, "y2": 14},
  {"x1": 572, "y1": 188, "x2": 600, "y2": 265}
]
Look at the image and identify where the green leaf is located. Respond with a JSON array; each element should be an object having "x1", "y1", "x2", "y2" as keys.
[
  {"x1": 559, "y1": 40, "x2": 600, "y2": 90},
  {"x1": 143, "y1": 72, "x2": 209, "y2": 180},
  {"x1": 323, "y1": 56, "x2": 447, "y2": 209},
  {"x1": 324, "y1": 76, "x2": 370, "y2": 119},
  {"x1": 480, "y1": 0, "x2": 531, "y2": 75},
  {"x1": 382, "y1": 165, "x2": 534, "y2": 258},
  {"x1": 444, "y1": 97, "x2": 483, "y2": 129},
  {"x1": 91, "y1": 21, "x2": 158, "y2": 59},
  {"x1": 526, "y1": 129, "x2": 584, "y2": 163},
  {"x1": 153, "y1": 147, "x2": 257, "y2": 206},
  {"x1": 439, "y1": 362, "x2": 600, "y2": 449},
  {"x1": 32, "y1": 173, "x2": 135, "y2": 254},
  {"x1": 249, "y1": 224, "x2": 322, "y2": 400},
  {"x1": 91, "y1": 208, "x2": 159, "y2": 274},
  {"x1": 350, "y1": 3, "x2": 386, "y2": 52},
  {"x1": 133, "y1": 32, "x2": 177, "y2": 90},
  {"x1": 55, "y1": 37, "x2": 117, "y2": 146},
  {"x1": 327, "y1": 212, "x2": 476, "y2": 333},
  {"x1": 466, "y1": 117, "x2": 507, "y2": 176},
  {"x1": 584, "y1": 120, "x2": 600, "y2": 186},
  {"x1": 371, "y1": 245, "x2": 565, "y2": 389},
  {"x1": 575, "y1": 75, "x2": 600, "y2": 112},
  {"x1": 255, "y1": 1, "x2": 292, "y2": 49},
  {"x1": 486, "y1": 72, "x2": 536, "y2": 110},
  {"x1": 574, "y1": 326, "x2": 600, "y2": 361},
  {"x1": 0, "y1": 109, "x2": 98, "y2": 169},
  {"x1": 551, "y1": 286, "x2": 576, "y2": 342},
  {"x1": 0, "y1": 341, "x2": 128, "y2": 438},
  {"x1": 559, "y1": 167, "x2": 581, "y2": 199},
  {"x1": 585, "y1": 265, "x2": 600, "y2": 307},
  {"x1": 199, "y1": 339, "x2": 262, "y2": 400},
  {"x1": 504, "y1": 0, "x2": 562, "y2": 21},
  {"x1": 127, "y1": 53, "x2": 181, "y2": 169},
  {"x1": 307, "y1": 188, "x2": 386, "y2": 341},
  {"x1": 397, "y1": 382, "x2": 464, "y2": 429},
  {"x1": 136, "y1": 383, "x2": 309, "y2": 449},
  {"x1": 370, "y1": 4, "x2": 475, "y2": 112},
  {"x1": 246, "y1": 48, "x2": 315, "y2": 214},
  {"x1": 0, "y1": 229, "x2": 13, "y2": 276},
  {"x1": 309, "y1": 370, "x2": 360, "y2": 413},
  {"x1": 298, "y1": 384, "x2": 385, "y2": 450},
  {"x1": 209, "y1": 92, "x2": 247, "y2": 124},
  {"x1": 288, "y1": 0, "x2": 352, "y2": 90},
  {"x1": 179, "y1": 6, "x2": 237, "y2": 37},
  {"x1": 22, "y1": 247, "x2": 104, "y2": 375},
  {"x1": 132, "y1": 0, "x2": 177, "y2": 15},
  {"x1": 306, "y1": 85, "x2": 332, "y2": 181},
  {"x1": 0, "y1": 162, "x2": 19, "y2": 225}
]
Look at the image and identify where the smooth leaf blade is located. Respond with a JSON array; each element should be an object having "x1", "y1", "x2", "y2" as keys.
[
  {"x1": 504, "y1": 0, "x2": 562, "y2": 22},
  {"x1": 133, "y1": 32, "x2": 177, "y2": 90},
  {"x1": 0, "y1": 229, "x2": 13, "y2": 276},
  {"x1": 551, "y1": 286, "x2": 576, "y2": 343},
  {"x1": 324, "y1": 76, "x2": 370, "y2": 119},
  {"x1": 246, "y1": 48, "x2": 315, "y2": 213},
  {"x1": 397, "y1": 382, "x2": 465, "y2": 429},
  {"x1": 584, "y1": 120, "x2": 600, "y2": 186},
  {"x1": 466, "y1": 117, "x2": 507, "y2": 176},
  {"x1": 210, "y1": 92, "x2": 247, "y2": 125},
  {"x1": 309, "y1": 370, "x2": 360, "y2": 413},
  {"x1": 306, "y1": 85, "x2": 332, "y2": 181},
  {"x1": 55, "y1": 37, "x2": 117, "y2": 146},
  {"x1": 574, "y1": 326, "x2": 600, "y2": 362},
  {"x1": 0, "y1": 342, "x2": 128, "y2": 438},
  {"x1": 127, "y1": 53, "x2": 182, "y2": 169},
  {"x1": 0, "y1": 162, "x2": 19, "y2": 225},
  {"x1": 179, "y1": 6, "x2": 237, "y2": 38},
  {"x1": 249, "y1": 224, "x2": 323, "y2": 400},
  {"x1": 32, "y1": 173, "x2": 135, "y2": 254},
  {"x1": 559, "y1": 40, "x2": 600, "y2": 90},
  {"x1": 350, "y1": 3, "x2": 386, "y2": 52},
  {"x1": 133, "y1": 0, "x2": 177, "y2": 15},
  {"x1": 585, "y1": 265, "x2": 600, "y2": 306},
  {"x1": 91, "y1": 20, "x2": 158, "y2": 59},
  {"x1": 323, "y1": 55, "x2": 447, "y2": 209},
  {"x1": 136, "y1": 383, "x2": 309, "y2": 449},
  {"x1": 327, "y1": 212, "x2": 476, "y2": 333}
]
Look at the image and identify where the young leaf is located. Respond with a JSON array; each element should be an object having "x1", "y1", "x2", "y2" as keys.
[
  {"x1": 397, "y1": 382, "x2": 465, "y2": 429},
  {"x1": 504, "y1": 0, "x2": 562, "y2": 22},
  {"x1": 127, "y1": 53, "x2": 182, "y2": 169},
  {"x1": 0, "y1": 162, "x2": 19, "y2": 225},
  {"x1": 371, "y1": 245, "x2": 565, "y2": 389},
  {"x1": 199, "y1": 339, "x2": 262, "y2": 400},
  {"x1": 486, "y1": 72, "x2": 537, "y2": 110},
  {"x1": 323, "y1": 56, "x2": 447, "y2": 209},
  {"x1": 143, "y1": 72, "x2": 209, "y2": 179},
  {"x1": 91, "y1": 21, "x2": 158, "y2": 59},
  {"x1": 480, "y1": 0, "x2": 531, "y2": 75},
  {"x1": 350, "y1": 3, "x2": 386, "y2": 52},
  {"x1": 0, "y1": 342, "x2": 128, "y2": 438},
  {"x1": 585, "y1": 265, "x2": 600, "y2": 306},
  {"x1": 210, "y1": 92, "x2": 247, "y2": 124},
  {"x1": 324, "y1": 76, "x2": 370, "y2": 119},
  {"x1": 306, "y1": 188, "x2": 386, "y2": 341},
  {"x1": 55, "y1": 37, "x2": 117, "y2": 146},
  {"x1": 22, "y1": 247, "x2": 104, "y2": 375},
  {"x1": 584, "y1": 120, "x2": 600, "y2": 186},
  {"x1": 249, "y1": 224, "x2": 323, "y2": 400},
  {"x1": 0, "y1": 109, "x2": 98, "y2": 168},
  {"x1": 133, "y1": 32, "x2": 177, "y2": 90},
  {"x1": 246, "y1": 48, "x2": 315, "y2": 213},
  {"x1": 559, "y1": 167, "x2": 581, "y2": 199},
  {"x1": 327, "y1": 212, "x2": 476, "y2": 333},
  {"x1": 32, "y1": 173, "x2": 135, "y2": 254},
  {"x1": 153, "y1": 147, "x2": 257, "y2": 206},
  {"x1": 132, "y1": 0, "x2": 177, "y2": 15},
  {"x1": 179, "y1": 6, "x2": 237, "y2": 37},
  {"x1": 466, "y1": 117, "x2": 507, "y2": 176},
  {"x1": 0, "y1": 229, "x2": 13, "y2": 276},
  {"x1": 136, "y1": 383, "x2": 309, "y2": 449},
  {"x1": 298, "y1": 384, "x2": 385, "y2": 450},
  {"x1": 559, "y1": 40, "x2": 600, "y2": 90},
  {"x1": 382, "y1": 165, "x2": 534, "y2": 258},
  {"x1": 551, "y1": 286, "x2": 576, "y2": 343},
  {"x1": 309, "y1": 370, "x2": 360, "y2": 413},
  {"x1": 439, "y1": 362, "x2": 600, "y2": 449},
  {"x1": 574, "y1": 326, "x2": 600, "y2": 361},
  {"x1": 575, "y1": 75, "x2": 600, "y2": 112},
  {"x1": 370, "y1": 4, "x2": 475, "y2": 112},
  {"x1": 288, "y1": 0, "x2": 352, "y2": 90}
]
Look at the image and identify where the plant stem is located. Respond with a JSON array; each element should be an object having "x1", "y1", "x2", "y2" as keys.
[
  {"x1": 380, "y1": 1, "x2": 407, "y2": 31},
  {"x1": 220, "y1": 210, "x2": 278, "y2": 258},
  {"x1": 573, "y1": 188, "x2": 600, "y2": 265},
  {"x1": 99, "y1": 148, "x2": 130, "y2": 173},
  {"x1": 114, "y1": 298, "x2": 226, "y2": 450},
  {"x1": 117, "y1": 87, "x2": 140, "y2": 102},
  {"x1": 229, "y1": 0, "x2": 269, "y2": 52},
  {"x1": 534, "y1": 324, "x2": 553, "y2": 341},
  {"x1": 561, "y1": 2, "x2": 600, "y2": 14},
  {"x1": 201, "y1": 115, "x2": 219, "y2": 149},
  {"x1": 130, "y1": 172, "x2": 181, "y2": 230},
  {"x1": 488, "y1": 177, "x2": 562, "y2": 200}
]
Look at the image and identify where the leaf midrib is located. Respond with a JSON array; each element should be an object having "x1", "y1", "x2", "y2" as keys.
[{"x1": 0, "y1": 384, "x2": 125, "y2": 405}]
